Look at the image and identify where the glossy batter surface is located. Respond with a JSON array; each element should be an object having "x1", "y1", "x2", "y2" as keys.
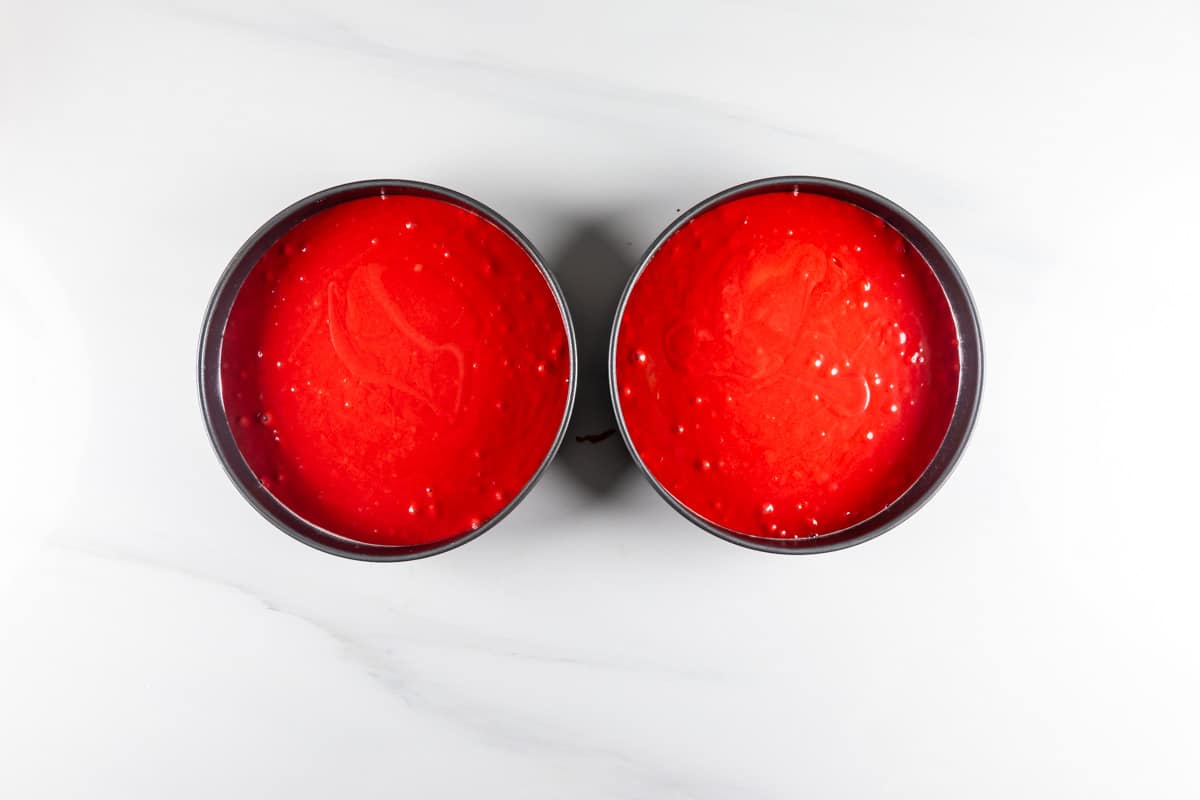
[
  {"x1": 221, "y1": 195, "x2": 570, "y2": 546},
  {"x1": 615, "y1": 191, "x2": 959, "y2": 538}
]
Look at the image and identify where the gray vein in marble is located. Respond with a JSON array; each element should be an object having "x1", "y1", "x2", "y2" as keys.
[
  {"x1": 170, "y1": 3, "x2": 820, "y2": 143},
  {"x1": 57, "y1": 540, "x2": 767, "y2": 799},
  {"x1": 367, "y1": 603, "x2": 727, "y2": 684}
]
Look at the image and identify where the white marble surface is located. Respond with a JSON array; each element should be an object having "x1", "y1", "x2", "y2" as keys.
[{"x1": 3, "y1": 1, "x2": 1199, "y2": 796}]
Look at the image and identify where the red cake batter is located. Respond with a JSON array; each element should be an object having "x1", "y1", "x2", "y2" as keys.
[
  {"x1": 220, "y1": 194, "x2": 570, "y2": 546},
  {"x1": 615, "y1": 191, "x2": 959, "y2": 538}
]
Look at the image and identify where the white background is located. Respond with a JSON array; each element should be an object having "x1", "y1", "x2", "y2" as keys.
[{"x1": 2, "y1": 1, "x2": 1198, "y2": 797}]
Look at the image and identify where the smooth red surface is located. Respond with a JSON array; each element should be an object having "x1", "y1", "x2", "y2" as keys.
[
  {"x1": 616, "y1": 191, "x2": 960, "y2": 539},
  {"x1": 221, "y1": 194, "x2": 570, "y2": 546}
]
